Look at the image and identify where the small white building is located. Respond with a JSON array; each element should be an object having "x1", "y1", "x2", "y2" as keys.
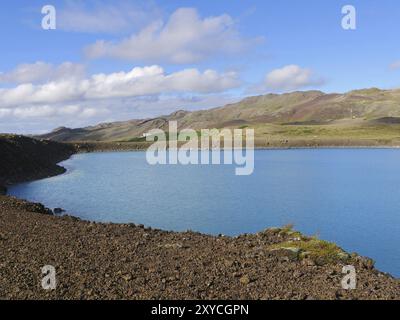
[{"x1": 142, "y1": 132, "x2": 152, "y2": 138}]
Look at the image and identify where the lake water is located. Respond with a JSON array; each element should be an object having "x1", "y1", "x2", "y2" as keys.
[{"x1": 8, "y1": 149, "x2": 400, "y2": 277}]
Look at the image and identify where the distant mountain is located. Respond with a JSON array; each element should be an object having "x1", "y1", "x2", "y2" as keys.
[{"x1": 37, "y1": 88, "x2": 400, "y2": 142}]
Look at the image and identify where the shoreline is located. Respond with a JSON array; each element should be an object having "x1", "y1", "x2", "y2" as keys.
[
  {"x1": 1, "y1": 135, "x2": 399, "y2": 299},
  {"x1": 74, "y1": 145, "x2": 400, "y2": 153},
  {"x1": 69, "y1": 139, "x2": 400, "y2": 153}
]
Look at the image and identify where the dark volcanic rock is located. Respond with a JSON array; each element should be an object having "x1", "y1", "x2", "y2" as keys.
[
  {"x1": 53, "y1": 208, "x2": 66, "y2": 215},
  {"x1": 0, "y1": 134, "x2": 75, "y2": 187},
  {"x1": 0, "y1": 198, "x2": 399, "y2": 300},
  {"x1": 1, "y1": 196, "x2": 53, "y2": 215}
]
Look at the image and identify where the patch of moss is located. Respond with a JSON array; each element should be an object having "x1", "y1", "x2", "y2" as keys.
[
  {"x1": 277, "y1": 224, "x2": 303, "y2": 239},
  {"x1": 269, "y1": 231, "x2": 350, "y2": 265},
  {"x1": 123, "y1": 137, "x2": 147, "y2": 142}
]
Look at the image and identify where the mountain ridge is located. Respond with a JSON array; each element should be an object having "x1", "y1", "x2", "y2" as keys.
[{"x1": 37, "y1": 88, "x2": 400, "y2": 142}]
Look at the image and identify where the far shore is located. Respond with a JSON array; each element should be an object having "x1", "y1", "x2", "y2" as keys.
[{"x1": 69, "y1": 138, "x2": 400, "y2": 153}]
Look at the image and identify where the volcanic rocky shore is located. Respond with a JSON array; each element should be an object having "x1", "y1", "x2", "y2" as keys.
[{"x1": 0, "y1": 135, "x2": 399, "y2": 300}]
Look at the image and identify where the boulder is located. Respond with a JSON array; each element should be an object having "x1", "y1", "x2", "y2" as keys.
[
  {"x1": 355, "y1": 256, "x2": 375, "y2": 270},
  {"x1": 239, "y1": 275, "x2": 251, "y2": 285},
  {"x1": 26, "y1": 202, "x2": 53, "y2": 215},
  {"x1": 53, "y1": 207, "x2": 66, "y2": 215},
  {"x1": 270, "y1": 247, "x2": 301, "y2": 261}
]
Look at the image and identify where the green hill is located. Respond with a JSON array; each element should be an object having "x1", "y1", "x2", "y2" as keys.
[{"x1": 36, "y1": 88, "x2": 400, "y2": 145}]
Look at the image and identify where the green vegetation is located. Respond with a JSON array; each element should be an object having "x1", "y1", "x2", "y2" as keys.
[
  {"x1": 254, "y1": 122, "x2": 400, "y2": 140},
  {"x1": 269, "y1": 225, "x2": 350, "y2": 265},
  {"x1": 122, "y1": 137, "x2": 147, "y2": 142}
]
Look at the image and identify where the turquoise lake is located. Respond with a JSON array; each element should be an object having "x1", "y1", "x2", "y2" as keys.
[{"x1": 8, "y1": 149, "x2": 400, "y2": 277}]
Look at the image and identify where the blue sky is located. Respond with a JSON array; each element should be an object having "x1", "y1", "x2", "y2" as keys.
[{"x1": 1, "y1": 0, "x2": 400, "y2": 133}]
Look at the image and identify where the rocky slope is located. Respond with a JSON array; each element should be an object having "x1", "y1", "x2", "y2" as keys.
[
  {"x1": 37, "y1": 88, "x2": 400, "y2": 142},
  {"x1": 0, "y1": 135, "x2": 75, "y2": 191},
  {"x1": 1, "y1": 198, "x2": 399, "y2": 300}
]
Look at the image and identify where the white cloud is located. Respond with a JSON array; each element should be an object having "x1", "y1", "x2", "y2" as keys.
[
  {"x1": 0, "y1": 104, "x2": 111, "y2": 120},
  {"x1": 2, "y1": 105, "x2": 73, "y2": 119},
  {"x1": 0, "y1": 93, "x2": 241, "y2": 134},
  {"x1": 58, "y1": 105, "x2": 81, "y2": 116},
  {"x1": 85, "y1": 8, "x2": 260, "y2": 64},
  {"x1": 13, "y1": 105, "x2": 57, "y2": 118},
  {"x1": 0, "y1": 64, "x2": 241, "y2": 133},
  {"x1": 58, "y1": 1, "x2": 160, "y2": 33},
  {"x1": 0, "y1": 62, "x2": 85, "y2": 84},
  {"x1": 79, "y1": 107, "x2": 110, "y2": 119},
  {"x1": 263, "y1": 65, "x2": 325, "y2": 91},
  {"x1": 0, "y1": 65, "x2": 240, "y2": 108},
  {"x1": 0, "y1": 108, "x2": 12, "y2": 118}
]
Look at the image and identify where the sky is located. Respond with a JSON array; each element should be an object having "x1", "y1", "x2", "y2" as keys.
[{"x1": 1, "y1": 0, "x2": 400, "y2": 134}]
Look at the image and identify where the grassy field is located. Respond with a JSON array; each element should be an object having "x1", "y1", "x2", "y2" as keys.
[
  {"x1": 246, "y1": 121, "x2": 400, "y2": 147},
  {"x1": 257, "y1": 124, "x2": 400, "y2": 140},
  {"x1": 98, "y1": 121, "x2": 400, "y2": 150}
]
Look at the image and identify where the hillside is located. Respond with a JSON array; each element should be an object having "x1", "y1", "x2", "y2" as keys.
[
  {"x1": 0, "y1": 135, "x2": 75, "y2": 189},
  {"x1": 37, "y1": 88, "x2": 400, "y2": 143}
]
